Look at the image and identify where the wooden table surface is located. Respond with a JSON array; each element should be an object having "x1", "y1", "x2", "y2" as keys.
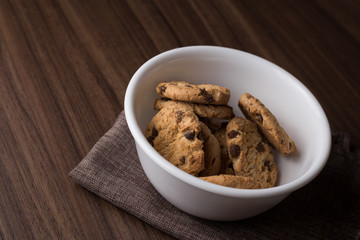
[{"x1": 1, "y1": 0, "x2": 359, "y2": 239}]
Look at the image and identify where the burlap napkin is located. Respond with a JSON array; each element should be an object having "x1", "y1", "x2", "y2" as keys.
[{"x1": 69, "y1": 111, "x2": 360, "y2": 240}]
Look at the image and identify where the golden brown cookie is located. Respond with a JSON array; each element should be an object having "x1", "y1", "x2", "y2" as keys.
[
  {"x1": 154, "y1": 98, "x2": 234, "y2": 119},
  {"x1": 199, "y1": 174, "x2": 260, "y2": 189},
  {"x1": 238, "y1": 93, "x2": 297, "y2": 156},
  {"x1": 198, "y1": 122, "x2": 221, "y2": 177},
  {"x1": 226, "y1": 117, "x2": 278, "y2": 188},
  {"x1": 145, "y1": 105, "x2": 205, "y2": 175},
  {"x1": 156, "y1": 81, "x2": 230, "y2": 105}
]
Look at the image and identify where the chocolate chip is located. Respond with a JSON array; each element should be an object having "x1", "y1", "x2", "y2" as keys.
[
  {"x1": 199, "y1": 88, "x2": 214, "y2": 103},
  {"x1": 159, "y1": 86, "x2": 167, "y2": 95},
  {"x1": 229, "y1": 144, "x2": 241, "y2": 158},
  {"x1": 254, "y1": 113, "x2": 263, "y2": 123},
  {"x1": 184, "y1": 130, "x2": 195, "y2": 140},
  {"x1": 227, "y1": 130, "x2": 240, "y2": 139},
  {"x1": 175, "y1": 110, "x2": 184, "y2": 123},
  {"x1": 289, "y1": 142, "x2": 292, "y2": 150},
  {"x1": 264, "y1": 161, "x2": 273, "y2": 171},
  {"x1": 185, "y1": 84, "x2": 193, "y2": 88},
  {"x1": 152, "y1": 126, "x2": 158, "y2": 138},
  {"x1": 256, "y1": 142, "x2": 265, "y2": 152},
  {"x1": 268, "y1": 164, "x2": 274, "y2": 172},
  {"x1": 196, "y1": 132, "x2": 204, "y2": 141},
  {"x1": 180, "y1": 156, "x2": 186, "y2": 164},
  {"x1": 147, "y1": 136, "x2": 154, "y2": 146}
]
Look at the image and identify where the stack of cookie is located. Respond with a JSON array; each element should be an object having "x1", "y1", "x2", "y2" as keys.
[{"x1": 145, "y1": 81, "x2": 296, "y2": 189}]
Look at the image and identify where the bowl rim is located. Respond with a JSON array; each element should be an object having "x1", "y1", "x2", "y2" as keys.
[{"x1": 124, "y1": 45, "x2": 331, "y2": 198}]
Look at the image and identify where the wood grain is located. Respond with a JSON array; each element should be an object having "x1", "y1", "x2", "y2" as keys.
[{"x1": 0, "y1": 0, "x2": 359, "y2": 239}]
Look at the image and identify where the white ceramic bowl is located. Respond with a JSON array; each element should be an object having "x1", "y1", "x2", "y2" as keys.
[{"x1": 124, "y1": 46, "x2": 331, "y2": 221}]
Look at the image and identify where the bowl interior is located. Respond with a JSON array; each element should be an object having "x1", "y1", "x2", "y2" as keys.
[{"x1": 129, "y1": 46, "x2": 330, "y2": 188}]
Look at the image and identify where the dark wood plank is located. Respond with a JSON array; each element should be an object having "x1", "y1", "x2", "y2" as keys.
[
  {"x1": 0, "y1": 0, "x2": 171, "y2": 239},
  {"x1": 0, "y1": 0, "x2": 359, "y2": 239}
]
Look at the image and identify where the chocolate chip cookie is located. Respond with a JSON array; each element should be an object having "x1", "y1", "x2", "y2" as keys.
[
  {"x1": 198, "y1": 122, "x2": 221, "y2": 177},
  {"x1": 154, "y1": 98, "x2": 234, "y2": 119},
  {"x1": 238, "y1": 93, "x2": 297, "y2": 156},
  {"x1": 226, "y1": 117, "x2": 277, "y2": 188},
  {"x1": 199, "y1": 174, "x2": 260, "y2": 189},
  {"x1": 145, "y1": 104, "x2": 205, "y2": 175},
  {"x1": 156, "y1": 81, "x2": 230, "y2": 105}
]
